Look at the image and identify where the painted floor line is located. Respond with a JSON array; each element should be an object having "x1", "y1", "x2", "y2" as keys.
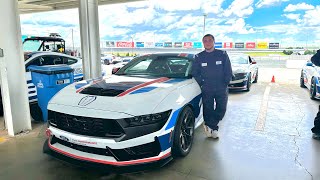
[{"x1": 255, "y1": 85, "x2": 271, "y2": 131}]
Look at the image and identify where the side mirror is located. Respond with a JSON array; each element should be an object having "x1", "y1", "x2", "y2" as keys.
[{"x1": 306, "y1": 62, "x2": 313, "y2": 66}]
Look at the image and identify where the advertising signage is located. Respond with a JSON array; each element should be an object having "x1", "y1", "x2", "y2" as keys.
[
  {"x1": 246, "y1": 42, "x2": 256, "y2": 49},
  {"x1": 136, "y1": 42, "x2": 145, "y2": 48},
  {"x1": 164, "y1": 42, "x2": 173, "y2": 47},
  {"x1": 224, "y1": 42, "x2": 233, "y2": 48},
  {"x1": 257, "y1": 42, "x2": 268, "y2": 49},
  {"x1": 215, "y1": 42, "x2": 223, "y2": 48},
  {"x1": 155, "y1": 42, "x2": 164, "y2": 47},
  {"x1": 184, "y1": 42, "x2": 193, "y2": 48},
  {"x1": 235, "y1": 42, "x2": 244, "y2": 48},
  {"x1": 269, "y1": 43, "x2": 280, "y2": 49},
  {"x1": 193, "y1": 42, "x2": 202, "y2": 48},
  {"x1": 174, "y1": 42, "x2": 183, "y2": 48},
  {"x1": 145, "y1": 42, "x2": 154, "y2": 48},
  {"x1": 116, "y1": 41, "x2": 134, "y2": 48},
  {"x1": 106, "y1": 41, "x2": 115, "y2": 47}
]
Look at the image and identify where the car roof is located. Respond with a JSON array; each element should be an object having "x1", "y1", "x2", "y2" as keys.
[{"x1": 23, "y1": 37, "x2": 65, "y2": 42}]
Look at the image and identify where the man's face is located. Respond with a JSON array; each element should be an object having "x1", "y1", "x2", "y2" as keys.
[{"x1": 203, "y1": 36, "x2": 214, "y2": 50}]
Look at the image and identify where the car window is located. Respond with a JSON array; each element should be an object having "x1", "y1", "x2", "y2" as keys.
[
  {"x1": 230, "y1": 55, "x2": 248, "y2": 64},
  {"x1": 62, "y1": 57, "x2": 78, "y2": 65},
  {"x1": 125, "y1": 59, "x2": 152, "y2": 73}
]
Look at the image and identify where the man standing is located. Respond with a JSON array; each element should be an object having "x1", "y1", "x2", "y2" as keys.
[
  {"x1": 192, "y1": 34, "x2": 233, "y2": 139},
  {"x1": 311, "y1": 49, "x2": 320, "y2": 140}
]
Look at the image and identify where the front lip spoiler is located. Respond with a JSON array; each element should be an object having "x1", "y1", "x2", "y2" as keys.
[{"x1": 43, "y1": 139, "x2": 173, "y2": 173}]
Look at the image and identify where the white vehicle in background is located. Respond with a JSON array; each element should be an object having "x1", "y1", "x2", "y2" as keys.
[
  {"x1": 0, "y1": 51, "x2": 83, "y2": 119},
  {"x1": 101, "y1": 54, "x2": 116, "y2": 65}
]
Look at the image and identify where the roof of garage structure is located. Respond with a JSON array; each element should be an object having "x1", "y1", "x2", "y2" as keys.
[{"x1": 18, "y1": 0, "x2": 144, "y2": 14}]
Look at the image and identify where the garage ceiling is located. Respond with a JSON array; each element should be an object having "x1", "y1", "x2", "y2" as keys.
[{"x1": 18, "y1": 0, "x2": 143, "y2": 14}]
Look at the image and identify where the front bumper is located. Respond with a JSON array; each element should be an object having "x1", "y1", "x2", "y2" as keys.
[
  {"x1": 44, "y1": 127, "x2": 173, "y2": 170},
  {"x1": 228, "y1": 79, "x2": 247, "y2": 90}
]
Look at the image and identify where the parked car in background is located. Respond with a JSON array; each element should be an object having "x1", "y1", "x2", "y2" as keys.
[
  {"x1": 44, "y1": 53, "x2": 203, "y2": 168},
  {"x1": 101, "y1": 54, "x2": 115, "y2": 65},
  {"x1": 300, "y1": 61, "x2": 320, "y2": 100},
  {"x1": 0, "y1": 51, "x2": 83, "y2": 119},
  {"x1": 121, "y1": 57, "x2": 134, "y2": 63},
  {"x1": 228, "y1": 53, "x2": 258, "y2": 91}
]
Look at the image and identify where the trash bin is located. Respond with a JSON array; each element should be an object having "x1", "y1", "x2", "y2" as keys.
[{"x1": 28, "y1": 65, "x2": 74, "y2": 121}]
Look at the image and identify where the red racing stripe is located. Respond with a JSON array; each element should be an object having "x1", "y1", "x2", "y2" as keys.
[
  {"x1": 116, "y1": 77, "x2": 170, "y2": 97},
  {"x1": 48, "y1": 139, "x2": 171, "y2": 166}
]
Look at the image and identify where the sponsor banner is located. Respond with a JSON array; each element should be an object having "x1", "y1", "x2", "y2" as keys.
[
  {"x1": 164, "y1": 42, "x2": 173, "y2": 47},
  {"x1": 224, "y1": 42, "x2": 233, "y2": 48},
  {"x1": 116, "y1": 41, "x2": 134, "y2": 48},
  {"x1": 269, "y1": 42, "x2": 280, "y2": 49},
  {"x1": 155, "y1": 42, "x2": 164, "y2": 47},
  {"x1": 246, "y1": 42, "x2": 256, "y2": 49},
  {"x1": 214, "y1": 42, "x2": 223, "y2": 48},
  {"x1": 257, "y1": 42, "x2": 268, "y2": 49},
  {"x1": 136, "y1": 42, "x2": 145, "y2": 48},
  {"x1": 145, "y1": 42, "x2": 154, "y2": 48},
  {"x1": 184, "y1": 42, "x2": 193, "y2": 48},
  {"x1": 235, "y1": 42, "x2": 244, "y2": 48},
  {"x1": 106, "y1": 41, "x2": 115, "y2": 47},
  {"x1": 174, "y1": 42, "x2": 183, "y2": 48},
  {"x1": 193, "y1": 42, "x2": 202, "y2": 48}
]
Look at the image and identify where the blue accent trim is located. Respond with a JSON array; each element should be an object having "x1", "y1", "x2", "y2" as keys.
[
  {"x1": 158, "y1": 133, "x2": 172, "y2": 151},
  {"x1": 74, "y1": 74, "x2": 83, "y2": 78},
  {"x1": 165, "y1": 108, "x2": 182, "y2": 130},
  {"x1": 164, "y1": 78, "x2": 186, "y2": 84},
  {"x1": 130, "y1": 87, "x2": 157, "y2": 94},
  {"x1": 29, "y1": 95, "x2": 37, "y2": 100},
  {"x1": 189, "y1": 94, "x2": 202, "y2": 118},
  {"x1": 75, "y1": 83, "x2": 88, "y2": 90}
]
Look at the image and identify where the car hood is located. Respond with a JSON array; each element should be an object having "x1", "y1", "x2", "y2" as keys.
[
  {"x1": 49, "y1": 75, "x2": 190, "y2": 116},
  {"x1": 232, "y1": 64, "x2": 249, "y2": 74}
]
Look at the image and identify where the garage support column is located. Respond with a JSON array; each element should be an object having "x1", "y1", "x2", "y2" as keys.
[
  {"x1": 0, "y1": 0, "x2": 32, "y2": 136},
  {"x1": 78, "y1": 0, "x2": 101, "y2": 79}
]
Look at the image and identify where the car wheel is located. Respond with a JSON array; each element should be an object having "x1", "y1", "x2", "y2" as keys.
[
  {"x1": 310, "y1": 78, "x2": 317, "y2": 100},
  {"x1": 300, "y1": 71, "x2": 306, "y2": 88},
  {"x1": 253, "y1": 71, "x2": 258, "y2": 83},
  {"x1": 245, "y1": 74, "x2": 251, "y2": 92},
  {"x1": 172, "y1": 106, "x2": 195, "y2": 157},
  {"x1": 30, "y1": 103, "x2": 43, "y2": 122}
]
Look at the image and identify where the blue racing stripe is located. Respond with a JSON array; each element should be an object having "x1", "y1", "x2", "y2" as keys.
[
  {"x1": 158, "y1": 132, "x2": 173, "y2": 151},
  {"x1": 130, "y1": 87, "x2": 157, "y2": 94},
  {"x1": 165, "y1": 108, "x2": 182, "y2": 130},
  {"x1": 74, "y1": 74, "x2": 83, "y2": 78},
  {"x1": 164, "y1": 79, "x2": 186, "y2": 84}
]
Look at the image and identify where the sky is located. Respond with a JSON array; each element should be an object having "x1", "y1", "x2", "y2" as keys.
[{"x1": 20, "y1": 0, "x2": 320, "y2": 48}]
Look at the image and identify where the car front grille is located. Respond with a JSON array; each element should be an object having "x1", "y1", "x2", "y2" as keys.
[{"x1": 49, "y1": 111, "x2": 124, "y2": 138}]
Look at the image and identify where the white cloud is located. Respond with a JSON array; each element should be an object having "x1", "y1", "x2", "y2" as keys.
[
  {"x1": 301, "y1": 6, "x2": 320, "y2": 26},
  {"x1": 255, "y1": 0, "x2": 289, "y2": 8},
  {"x1": 284, "y1": 3, "x2": 314, "y2": 12},
  {"x1": 202, "y1": 0, "x2": 224, "y2": 14},
  {"x1": 223, "y1": 0, "x2": 254, "y2": 17},
  {"x1": 283, "y1": 13, "x2": 302, "y2": 23}
]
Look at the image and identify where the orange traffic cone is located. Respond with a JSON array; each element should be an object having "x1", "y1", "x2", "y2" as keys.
[{"x1": 271, "y1": 75, "x2": 275, "y2": 83}]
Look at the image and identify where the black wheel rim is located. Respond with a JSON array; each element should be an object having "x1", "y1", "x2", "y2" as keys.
[
  {"x1": 311, "y1": 80, "x2": 316, "y2": 96},
  {"x1": 180, "y1": 110, "x2": 194, "y2": 152}
]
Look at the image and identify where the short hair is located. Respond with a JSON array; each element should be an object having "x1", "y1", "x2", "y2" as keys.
[{"x1": 203, "y1": 34, "x2": 215, "y2": 41}]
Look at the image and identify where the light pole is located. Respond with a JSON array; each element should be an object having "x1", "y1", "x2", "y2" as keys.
[
  {"x1": 130, "y1": 35, "x2": 134, "y2": 56},
  {"x1": 203, "y1": 13, "x2": 207, "y2": 37}
]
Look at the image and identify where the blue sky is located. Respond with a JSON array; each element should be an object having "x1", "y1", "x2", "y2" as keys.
[{"x1": 20, "y1": 0, "x2": 320, "y2": 48}]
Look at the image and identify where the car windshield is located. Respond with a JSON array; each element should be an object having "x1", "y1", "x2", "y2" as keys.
[
  {"x1": 116, "y1": 55, "x2": 193, "y2": 78},
  {"x1": 229, "y1": 55, "x2": 248, "y2": 64}
]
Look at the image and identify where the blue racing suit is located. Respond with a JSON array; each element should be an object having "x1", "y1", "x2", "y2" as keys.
[{"x1": 192, "y1": 49, "x2": 233, "y2": 130}]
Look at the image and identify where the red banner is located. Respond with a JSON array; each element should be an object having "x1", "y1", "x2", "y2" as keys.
[
  {"x1": 183, "y1": 42, "x2": 193, "y2": 48},
  {"x1": 224, "y1": 42, "x2": 233, "y2": 48},
  {"x1": 246, "y1": 42, "x2": 256, "y2": 49},
  {"x1": 116, "y1": 41, "x2": 134, "y2": 48}
]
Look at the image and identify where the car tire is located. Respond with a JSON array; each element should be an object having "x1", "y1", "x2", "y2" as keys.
[
  {"x1": 310, "y1": 78, "x2": 317, "y2": 100},
  {"x1": 245, "y1": 74, "x2": 251, "y2": 92},
  {"x1": 253, "y1": 71, "x2": 258, "y2": 83},
  {"x1": 172, "y1": 106, "x2": 195, "y2": 157},
  {"x1": 30, "y1": 103, "x2": 43, "y2": 122},
  {"x1": 300, "y1": 71, "x2": 306, "y2": 88}
]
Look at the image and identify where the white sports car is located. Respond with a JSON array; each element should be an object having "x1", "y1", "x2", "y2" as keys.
[{"x1": 44, "y1": 53, "x2": 203, "y2": 169}]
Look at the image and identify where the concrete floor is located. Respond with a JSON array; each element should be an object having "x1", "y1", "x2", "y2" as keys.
[{"x1": 0, "y1": 68, "x2": 320, "y2": 180}]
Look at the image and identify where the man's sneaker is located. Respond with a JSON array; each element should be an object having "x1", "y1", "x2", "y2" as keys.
[
  {"x1": 312, "y1": 133, "x2": 320, "y2": 140},
  {"x1": 211, "y1": 130, "x2": 219, "y2": 139},
  {"x1": 203, "y1": 124, "x2": 212, "y2": 138}
]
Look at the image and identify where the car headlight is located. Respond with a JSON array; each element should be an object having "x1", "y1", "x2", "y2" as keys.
[
  {"x1": 233, "y1": 73, "x2": 248, "y2": 80},
  {"x1": 124, "y1": 110, "x2": 172, "y2": 127}
]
